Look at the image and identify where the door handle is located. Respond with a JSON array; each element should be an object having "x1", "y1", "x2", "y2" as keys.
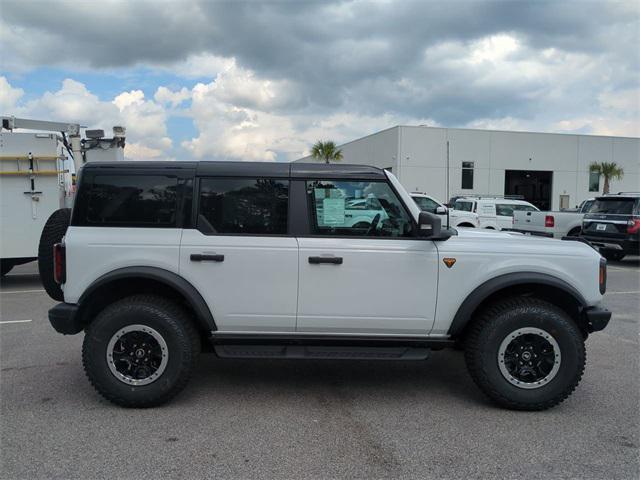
[
  {"x1": 308, "y1": 256, "x2": 343, "y2": 265},
  {"x1": 190, "y1": 253, "x2": 225, "y2": 262}
]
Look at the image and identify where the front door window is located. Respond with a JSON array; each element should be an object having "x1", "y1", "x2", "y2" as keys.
[{"x1": 306, "y1": 180, "x2": 413, "y2": 237}]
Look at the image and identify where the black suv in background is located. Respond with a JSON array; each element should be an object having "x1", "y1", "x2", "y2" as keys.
[{"x1": 581, "y1": 193, "x2": 640, "y2": 261}]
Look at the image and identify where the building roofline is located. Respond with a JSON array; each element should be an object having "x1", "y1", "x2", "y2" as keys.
[{"x1": 395, "y1": 125, "x2": 639, "y2": 141}]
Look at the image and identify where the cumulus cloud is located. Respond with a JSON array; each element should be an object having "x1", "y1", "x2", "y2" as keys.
[
  {"x1": 0, "y1": 75, "x2": 24, "y2": 110},
  {"x1": 3, "y1": 77, "x2": 172, "y2": 159},
  {"x1": 0, "y1": 0, "x2": 638, "y2": 161}
]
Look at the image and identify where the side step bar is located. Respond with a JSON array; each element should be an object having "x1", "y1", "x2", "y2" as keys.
[
  {"x1": 214, "y1": 344, "x2": 430, "y2": 360},
  {"x1": 209, "y1": 332, "x2": 454, "y2": 360}
]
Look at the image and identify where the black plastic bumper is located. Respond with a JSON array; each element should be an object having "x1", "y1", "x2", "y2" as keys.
[
  {"x1": 582, "y1": 236, "x2": 640, "y2": 255},
  {"x1": 583, "y1": 306, "x2": 612, "y2": 333},
  {"x1": 48, "y1": 303, "x2": 83, "y2": 335}
]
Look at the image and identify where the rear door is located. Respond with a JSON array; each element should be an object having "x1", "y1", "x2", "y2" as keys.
[
  {"x1": 180, "y1": 175, "x2": 299, "y2": 333},
  {"x1": 295, "y1": 178, "x2": 439, "y2": 335}
]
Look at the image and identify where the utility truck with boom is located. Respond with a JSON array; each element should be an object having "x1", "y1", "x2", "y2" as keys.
[{"x1": 0, "y1": 116, "x2": 125, "y2": 282}]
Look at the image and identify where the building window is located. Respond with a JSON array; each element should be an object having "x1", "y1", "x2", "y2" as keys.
[
  {"x1": 589, "y1": 171, "x2": 600, "y2": 192},
  {"x1": 461, "y1": 162, "x2": 474, "y2": 189}
]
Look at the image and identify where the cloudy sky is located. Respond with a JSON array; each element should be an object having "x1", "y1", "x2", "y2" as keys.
[{"x1": 1, "y1": 0, "x2": 638, "y2": 161}]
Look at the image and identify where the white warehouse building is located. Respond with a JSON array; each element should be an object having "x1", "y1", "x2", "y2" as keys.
[{"x1": 298, "y1": 126, "x2": 639, "y2": 211}]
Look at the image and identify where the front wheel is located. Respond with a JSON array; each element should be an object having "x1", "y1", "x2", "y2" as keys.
[
  {"x1": 82, "y1": 295, "x2": 200, "y2": 407},
  {"x1": 464, "y1": 297, "x2": 585, "y2": 410}
]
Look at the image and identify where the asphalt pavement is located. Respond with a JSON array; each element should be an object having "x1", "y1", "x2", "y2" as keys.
[{"x1": 1, "y1": 259, "x2": 638, "y2": 479}]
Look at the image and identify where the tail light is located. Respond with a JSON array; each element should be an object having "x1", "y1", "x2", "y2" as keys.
[
  {"x1": 545, "y1": 215, "x2": 555, "y2": 227},
  {"x1": 599, "y1": 258, "x2": 607, "y2": 295},
  {"x1": 53, "y1": 243, "x2": 66, "y2": 284},
  {"x1": 627, "y1": 218, "x2": 640, "y2": 234}
]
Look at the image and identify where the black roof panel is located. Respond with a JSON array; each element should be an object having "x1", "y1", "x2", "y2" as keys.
[
  {"x1": 290, "y1": 162, "x2": 385, "y2": 180},
  {"x1": 196, "y1": 161, "x2": 290, "y2": 177},
  {"x1": 82, "y1": 160, "x2": 386, "y2": 180}
]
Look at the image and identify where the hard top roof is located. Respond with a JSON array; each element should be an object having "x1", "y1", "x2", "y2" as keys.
[{"x1": 82, "y1": 160, "x2": 386, "y2": 180}]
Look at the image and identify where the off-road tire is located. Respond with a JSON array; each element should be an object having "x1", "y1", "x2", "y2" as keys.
[
  {"x1": 38, "y1": 208, "x2": 71, "y2": 301},
  {"x1": 465, "y1": 297, "x2": 585, "y2": 411},
  {"x1": 82, "y1": 295, "x2": 200, "y2": 408},
  {"x1": 600, "y1": 249, "x2": 625, "y2": 262}
]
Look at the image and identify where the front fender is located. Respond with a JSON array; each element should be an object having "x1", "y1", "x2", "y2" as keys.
[{"x1": 446, "y1": 272, "x2": 587, "y2": 336}]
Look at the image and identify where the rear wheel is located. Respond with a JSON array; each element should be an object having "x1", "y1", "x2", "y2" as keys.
[
  {"x1": 465, "y1": 297, "x2": 585, "y2": 410},
  {"x1": 38, "y1": 208, "x2": 71, "y2": 300},
  {"x1": 600, "y1": 249, "x2": 625, "y2": 261},
  {"x1": 82, "y1": 295, "x2": 200, "y2": 407}
]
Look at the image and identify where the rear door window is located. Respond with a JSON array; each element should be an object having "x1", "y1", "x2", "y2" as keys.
[
  {"x1": 197, "y1": 178, "x2": 289, "y2": 235},
  {"x1": 84, "y1": 175, "x2": 178, "y2": 226}
]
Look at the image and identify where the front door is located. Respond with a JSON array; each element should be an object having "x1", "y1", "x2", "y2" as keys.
[
  {"x1": 296, "y1": 178, "x2": 439, "y2": 335},
  {"x1": 180, "y1": 177, "x2": 298, "y2": 333}
]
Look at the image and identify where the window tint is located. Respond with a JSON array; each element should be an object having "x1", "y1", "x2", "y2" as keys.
[
  {"x1": 462, "y1": 162, "x2": 474, "y2": 189},
  {"x1": 588, "y1": 198, "x2": 636, "y2": 215},
  {"x1": 85, "y1": 175, "x2": 178, "y2": 226},
  {"x1": 198, "y1": 178, "x2": 288, "y2": 235},
  {"x1": 307, "y1": 180, "x2": 413, "y2": 237},
  {"x1": 413, "y1": 196, "x2": 439, "y2": 213},
  {"x1": 496, "y1": 203, "x2": 515, "y2": 216}
]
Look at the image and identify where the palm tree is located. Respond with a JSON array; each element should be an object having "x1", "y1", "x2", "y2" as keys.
[
  {"x1": 589, "y1": 162, "x2": 624, "y2": 194},
  {"x1": 310, "y1": 141, "x2": 343, "y2": 164}
]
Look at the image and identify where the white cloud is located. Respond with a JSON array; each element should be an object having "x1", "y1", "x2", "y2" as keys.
[
  {"x1": 0, "y1": 76, "x2": 24, "y2": 111},
  {"x1": 4, "y1": 77, "x2": 172, "y2": 160},
  {"x1": 154, "y1": 86, "x2": 191, "y2": 107}
]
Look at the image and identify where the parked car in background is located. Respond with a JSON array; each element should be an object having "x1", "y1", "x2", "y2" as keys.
[
  {"x1": 511, "y1": 198, "x2": 594, "y2": 238},
  {"x1": 411, "y1": 193, "x2": 479, "y2": 228},
  {"x1": 581, "y1": 193, "x2": 640, "y2": 261},
  {"x1": 453, "y1": 196, "x2": 539, "y2": 230}
]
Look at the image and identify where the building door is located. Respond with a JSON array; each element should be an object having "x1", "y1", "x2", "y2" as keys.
[{"x1": 504, "y1": 170, "x2": 553, "y2": 210}]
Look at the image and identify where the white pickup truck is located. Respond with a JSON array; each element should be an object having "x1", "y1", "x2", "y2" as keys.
[{"x1": 512, "y1": 199, "x2": 594, "y2": 238}]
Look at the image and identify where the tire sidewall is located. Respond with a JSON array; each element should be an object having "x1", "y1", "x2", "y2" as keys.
[
  {"x1": 476, "y1": 303, "x2": 584, "y2": 405},
  {"x1": 84, "y1": 300, "x2": 194, "y2": 404}
]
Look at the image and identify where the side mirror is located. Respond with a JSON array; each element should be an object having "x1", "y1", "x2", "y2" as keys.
[
  {"x1": 435, "y1": 206, "x2": 447, "y2": 215},
  {"x1": 417, "y1": 211, "x2": 442, "y2": 237},
  {"x1": 417, "y1": 211, "x2": 452, "y2": 241}
]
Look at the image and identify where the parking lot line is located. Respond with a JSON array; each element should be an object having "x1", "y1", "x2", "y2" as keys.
[
  {"x1": 607, "y1": 290, "x2": 640, "y2": 295},
  {"x1": 0, "y1": 319, "x2": 33, "y2": 325},
  {"x1": 0, "y1": 289, "x2": 46, "y2": 294}
]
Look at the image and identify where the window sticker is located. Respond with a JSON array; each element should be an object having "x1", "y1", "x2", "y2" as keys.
[{"x1": 322, "y1": 198, "x2": 346, "y2": 225}]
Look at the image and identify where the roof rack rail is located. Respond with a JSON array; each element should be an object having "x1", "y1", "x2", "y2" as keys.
[
  {"x1": 453, "y1": 194, "x2": 525, "y2": 200},
  {"x1": 602, "y1": 192, "x2": 640, "y2": 197}
]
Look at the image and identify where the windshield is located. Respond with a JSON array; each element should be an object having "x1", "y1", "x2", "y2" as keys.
[
  {"x1": 454, "y1": 200, "x2": 474, "y2": 212},
  {"x1": 587, "y1": 198, "x2": 638, "y2": 215},
  {"x1": 412, "y1": 196, "x2": 440, "y2": 213}
]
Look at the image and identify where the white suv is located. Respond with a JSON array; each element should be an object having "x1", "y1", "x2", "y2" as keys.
[
  {"x1": 411, "y1": 193, "x2": 479, "y2": 228},
  {"x1": 453, "y1": 197, "x2": 539, "y2": 230},
  {"x1": 42, "y1": 161, "x2": 610, "y2": 410}
]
